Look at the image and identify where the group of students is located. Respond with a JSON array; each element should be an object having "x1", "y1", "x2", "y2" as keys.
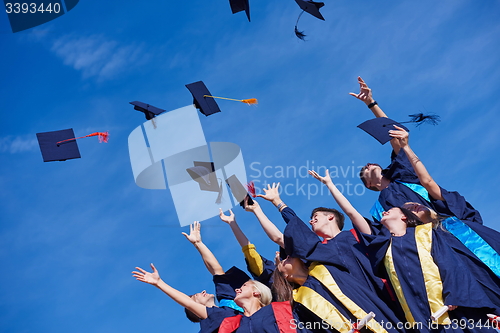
[{"x1": 132, "y1": 77, "x2": 500, "y2": 332}]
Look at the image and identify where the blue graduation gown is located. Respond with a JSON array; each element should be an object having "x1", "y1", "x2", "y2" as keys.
[
  {"x1": 281, "y1": 207, "x2": 388, "y2": 299},
  {"x1": 214, "y1": 266, "x2": 250, "y2": 311},
  {"x1": 372, "y1": 150, "x2": 482, "y2": 224},
  {"x1": 201, "y1": 303, "x2": 305, "y2": 333},
  {"x1": 361, "y1": 224, "x2": 498, "y2": 333}
]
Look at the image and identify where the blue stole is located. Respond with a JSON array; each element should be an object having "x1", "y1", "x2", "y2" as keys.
[
  {"x1": 218, "y1": 299, "x2": 244, "y2": 313},
  {"x1": 372, "y1": 181, "x2": 500, "y2": 277}
]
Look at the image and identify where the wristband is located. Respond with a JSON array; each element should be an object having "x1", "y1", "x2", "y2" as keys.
[
  {"x1": 367, "y1": 101, "x2": 378, "y2": 109},
  {"x1": 277, "y1": 202, "x2": 286, "y2": 210}
]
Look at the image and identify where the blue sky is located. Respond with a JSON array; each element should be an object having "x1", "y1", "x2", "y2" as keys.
[{"x1": 1, "y1": 0, "x2": 500, "y2": 332}]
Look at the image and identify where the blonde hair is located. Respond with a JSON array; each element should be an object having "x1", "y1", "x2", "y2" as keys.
[{"x1": 250, "y1": 280, "x2": 272, "y2": 307}]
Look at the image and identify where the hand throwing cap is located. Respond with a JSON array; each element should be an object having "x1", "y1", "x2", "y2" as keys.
[
  {"x1": 357, "y1": 118, "x2": 409, "y2": 145},
  {"x1": 36, "y1": 128, "x2": 81, "y2": 162}
]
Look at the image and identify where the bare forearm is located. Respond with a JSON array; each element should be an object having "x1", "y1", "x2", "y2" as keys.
[
  {"x1": 193, "y1": 242, "x2": 224, "y2": 276},
  {"x1": 228, "y1": 220, "x2": 251, "y2": 248},
  {"x1": 155, "y1": 280, "x2": 208, "y2": 319},
  {"x1": 402, "y1": 145, "x2": 444, "y2": 200},
  {"x1": 325, "y1": 182, "x2": 371, "y2": 234},
  {"x1": 253, "y1": 208, "x2": 284, "y2": 247}
]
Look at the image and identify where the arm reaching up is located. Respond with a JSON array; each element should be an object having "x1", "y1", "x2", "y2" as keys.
[
  {"x1": 219, "y1": 209, "x2": 251, "y2": 248},
  {"x1": 132, "y1": 263, "x2": 208, "y2": 319},
  {"x1": 244, "y1": 198, "x2": 285, "y2": 248},
  {"x1": 309, "y1": 169, "x2": 372, "y2": 234},
  {"x1": 350, "y1": 76, "x2": 401, "y2": 154},
  {"x1": 182, "y1": 221, "x2": 224, "y2": 276},
  {"x1": 389, "y1": 125, "x2": 444, "y2": 201}
]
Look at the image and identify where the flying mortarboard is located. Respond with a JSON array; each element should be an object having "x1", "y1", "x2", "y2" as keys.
[
  {"x1": 229, "y1": 0, "x2": 251, "y2": 22},
  {"x1": 130, "y1": 101, "x2": 166, "y2": 120},
  {"x1": 186, "y1": 161, "x2": 223, "y2": 204},
  {"x1": 225, "y1": 174, "x2": 254, "y2": 208},
  {"x1": 36, "y1": 129, "x2": 109, "y2": 162},
  {"x1": 186, "y1": 81, "x2": 258, "y2": 116},
  {"x1": 294, "y1": 0, "x2": 325, "y2": 40},
  {"x1": 357, "y1": 113, "x2": 440, "y2": 144}
]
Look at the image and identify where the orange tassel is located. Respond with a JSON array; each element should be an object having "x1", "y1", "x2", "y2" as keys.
[
  {"x1": 56, "y1": 131, "x2": 109, "y2": 145},
  {"x1": 241, "y1": 98, "x2": 258, "y2": 105}
]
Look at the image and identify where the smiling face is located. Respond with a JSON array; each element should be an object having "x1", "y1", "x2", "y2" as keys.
[
  {"x1": 191, "y1": 290, "x2": 215, "y2": 306},
  {"x1": 309, "y1": 211, "x2": 335, "y2": 237},
  {"x1": 360, "y1": 163, "x2": 383, "y2": 191},
  {"x1": 402, "y1": 202, "x2": 432, "y2": 223},
  {"x1": 234, "y1": 281, "x2": 258, "y2": 303}
]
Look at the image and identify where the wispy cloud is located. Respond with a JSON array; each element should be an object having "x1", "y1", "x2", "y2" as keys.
[
  {"x1": 49, "y1": 34, "x2": 146, "y2": 81},
  {"x1": 0, "y1": 135, "x2": 38, "y2": 153}
]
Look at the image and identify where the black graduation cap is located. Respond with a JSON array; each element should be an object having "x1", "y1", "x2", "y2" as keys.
[
  {"x1": 358, "y1": 113, "x2": 440, "y2": 145},
  {"x1": 357, "y1": 118, "x2": 409, "y2": 145},
  {"x1": 294, "y1": 0, "x2": 325, "y2": 40},
  {"x1": 130, "y1": 101, "x2": 166, "y2": 120},
  {"x1": 186, "y1": 162, "x2": 220, "y2": 192},
  {"x1": 229, "y1": 0, "x2": 251, "y2": 22},
  {"x1": 225, "y1": 174, "x2": 254, "y2": 208},
  {"x1": 185, "y1": 81, "x2": 222, "y2": 116},
  {"x1": 36, "y1": 128, "x2": 81, "y2": 162},
  {"x1": 187, "y1": 162, "x2": 223, "y2": 203}
]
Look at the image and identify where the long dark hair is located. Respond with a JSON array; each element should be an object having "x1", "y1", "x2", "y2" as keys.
[
  {"x1": 399, "y1": 207, "x2": 424, "y2": 227},
  {"x1": 270, "y1": 268, "x2": 300, "y2": 303}
]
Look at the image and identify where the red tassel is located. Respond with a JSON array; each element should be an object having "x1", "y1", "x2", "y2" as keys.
[
  {"x1": 246, "y1": 181, "x2": 256, "y2": 198},
  {"x1": 56, "y1": 131, "x2": 109, "y2": 145}
]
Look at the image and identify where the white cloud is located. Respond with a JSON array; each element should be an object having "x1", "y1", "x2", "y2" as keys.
[
  {"x1": 50, "y1": 34, "x2": 145, "y2": 81},
  {"x1": 0, "y1": 135, "x2": 38, "y2": 153}
]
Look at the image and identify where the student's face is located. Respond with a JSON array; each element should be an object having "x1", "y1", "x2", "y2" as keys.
[
  {"x1": 309, "y1": 211, "x2": 334, "y2": 236},
  {"x1": 380, "y1": 207, "x2": 406, "y2": 226},
  {"x1": 402, "y1": 202, "x2": 431, "y2": 223},
  {"x1": 234, "y1": 281, "x2": 258, "y2": 302},
  {"x1": 276, "y1": 255, "x2": 300, "y2": 281},
  {"x1": 191, "y1": 290, "x2": 215, "y2": 306},
  {"x1": 362, "y1": 163, "x2": 383, "y2": 191}
]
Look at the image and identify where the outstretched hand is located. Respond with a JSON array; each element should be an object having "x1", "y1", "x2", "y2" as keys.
[
  {"x1": 349, "y1": 76, "x2": 374, "y2": 105},
  {"x1": 309, "y1": 169, "x2": 333, "y2": 185},
  {"x1": 219, "y1": 208, "x2": 235, "y2": 224},
  {"x1": 389, "y1": 125, "x2": 409, "y2": 148},
  {"x1": 256, "y1": 183, "x2": 281, "y2": 204},
  {"x1": 182, "y1": 221, "x2": 202, "y2": 244},
  {"x1": 244, "y1": 197, "x2": 261, "y2": 213},
  {"x1": 132, "y1": 263, "x2": 161, "y2": 286}
]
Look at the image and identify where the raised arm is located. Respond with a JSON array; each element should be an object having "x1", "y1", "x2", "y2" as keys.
[
  {"x1": 219, "y1": 209, "x2": 251, "y2": 248},
  {"x1": 182, "y1": 221, "x2": 224, "y2": 276},
  {"x1": 132, "y1": 263, "x2": 208, "y2": 319},
  {"x1": 389, "y1": 126, "x2": 444, "y2": 201},
  {"x1": 244, "y1": 199, "x2": 285, "y2": 248},
  {"x1": 350, "y1": 76, "x2": 401, "y2": 153},
  {"x1": 309, "y1": 169, "x2": 372, "y2": 234}
]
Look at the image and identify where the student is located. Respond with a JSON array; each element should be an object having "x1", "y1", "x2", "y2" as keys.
[
  {"x1": 350, "y1": 77, "x2": 482, "y2": 225},
  {"x1": 310, "y1": 169, "x2": 499, "y2": 333}
]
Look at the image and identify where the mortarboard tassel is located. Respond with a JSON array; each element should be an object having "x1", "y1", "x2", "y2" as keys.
[
  {"x1": 397, "y1": 113, "x2": 441, "y2": 127},
  {"x1": 246, "y1": 181, "x2": 256, "y2": 198},
  {"x1": 216, "y1": 179, "x2": 223, "y2": 204},
  {"x1": 203, "y1": 95, "x2": 258, "y2": 105},
  {"x1": 56, "y1": 131, "x2": 109, "y2": 145},
  {"x1": 295, "y1": 11, "x2": 307, "y2": 40}
]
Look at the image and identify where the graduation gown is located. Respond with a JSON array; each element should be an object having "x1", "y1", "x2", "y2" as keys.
[
  {"x1": 372, "y1": 150, "x2": 500, "y2": 278},
  {"x1": 372, "y1": 150, "x2": 482, "y2": 224},
  {"x1": 202, "y1": 302, "x2": 303, "y2": 333},
  {"x1": 361, "y1": 223, "x2": 498, "y2": 333}
]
